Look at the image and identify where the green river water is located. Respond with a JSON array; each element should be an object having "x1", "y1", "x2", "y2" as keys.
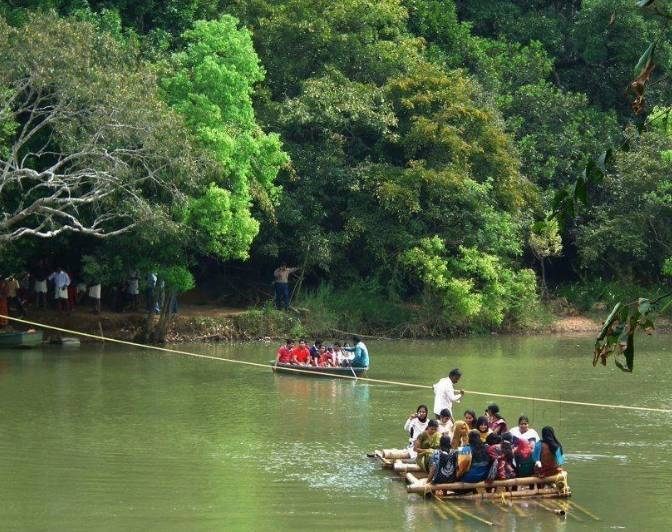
[{"x1": 0, "y1": 334, "x2": 670, "y2": 531}]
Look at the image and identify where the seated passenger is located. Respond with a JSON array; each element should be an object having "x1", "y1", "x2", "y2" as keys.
[
  {"x1": 457, "y1": 430, "x2": 492, "y2": 483},
  {"x1": 414, "y1": 420, "x2": 441, "y2": 472},
  {"x1": 451, "y1": 420, "x2": 469, "y2": 449},
  {"x1": 318, "y1": 346, "x2": 335, "y2": 367},
  {"x1": 427, "y1": 435, "x2": 458, "y2": 485},
  {"x1": 275, "y1": 339, "x2": 294, "y2": 364},
  {"x1": 476, "y1": 416, "x2": 492, "y2": 442},
  {"x1": 486, "y1": 433, "x2": 516, "y2": 480},
  {"x1": 533, "y1": 426, "x2": 565, "y2": 477},
  {"x1": 332, "y1": 342, "x2": 348, "y2": 366},
  {"x1": 290, "y1": 339, "x2": 311, "y2": 365},
  {"x1": 404, "y1": 405, "x2": 429, "y2": 458},
  {"x1": 509, "y1": 415, "x2": 540, "y2": 443},
  {"x1": 463, "y1": 410, "x2": 477, "y2": 430},
  {"x1": 309, "y1": 339, "x2": 322, "y2": 366},
  {"x1": 511, "y1": 435, "x2": 534, "y2": 477},
  {"x1": 485, "y1": 404, "x2": 508, "y2": 435},
  {"x1": 437, "y1": 408, "x2": 453, "y2": 437}
]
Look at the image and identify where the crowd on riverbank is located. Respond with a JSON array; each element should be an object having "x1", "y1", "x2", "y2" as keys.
[{"x1": 0, "y1": 264, "x2": 174, "y2": 328}]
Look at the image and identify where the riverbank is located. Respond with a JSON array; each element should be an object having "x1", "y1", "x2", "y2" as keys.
[{"x1": 6, "y1": 300, "x2": 667, "y2": 344}]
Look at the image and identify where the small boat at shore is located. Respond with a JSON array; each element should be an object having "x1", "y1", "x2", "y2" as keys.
[
  {"x1": 270, "y1": 361, "x2": 368, "y2": 377},
  {"x1": 372, "y1": 449, "x2": 571, "y2": 501},
  {"x1": 0, "y1": 329, "x2": 44, "y2": 348}
]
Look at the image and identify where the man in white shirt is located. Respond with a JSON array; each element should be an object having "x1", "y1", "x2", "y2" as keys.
[{"x1": 433, "y1": 368, "x2": 464, "y2": 418}]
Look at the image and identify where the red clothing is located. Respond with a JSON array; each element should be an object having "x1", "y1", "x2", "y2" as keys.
[
  {"x1": 318, "y1": 353, "x2": 333, "y2": 366},
  {"x1": 290, "y1": 346, "x2": 310, "y2": 364},
  {"x1": 276, "y1": 345, "x2": 293, "y2": 364}
]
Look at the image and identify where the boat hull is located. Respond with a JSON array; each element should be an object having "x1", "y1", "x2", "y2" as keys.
[
  {"x1": 0, "y1": 330, "x2": 44, "y2": 348},
  {"x1": 270, "y1": 362, "x2": 368, "y2": 377}
]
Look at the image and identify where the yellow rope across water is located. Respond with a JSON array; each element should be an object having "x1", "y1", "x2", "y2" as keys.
[{"x1": 3, "y1": 314, "x2": 672, "y2": 414}]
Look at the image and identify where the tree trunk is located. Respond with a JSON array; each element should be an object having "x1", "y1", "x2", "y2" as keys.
[{"x1": 540, "y1": 257, "x2": 548, "y2": 299}]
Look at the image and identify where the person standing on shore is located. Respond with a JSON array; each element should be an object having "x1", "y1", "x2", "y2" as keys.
[
  {"x1": 48, "y1": 267, "x2": 70, "y2": 312},
  {"x1": 273, "y1": 263, "x2": 299, "y2": 310},
  {"x1": 33, "y1": 261, "x2": 48, "y2": 309},
  {"x1": 433, "y1": 368, "x2": 464, "y2": 418}
]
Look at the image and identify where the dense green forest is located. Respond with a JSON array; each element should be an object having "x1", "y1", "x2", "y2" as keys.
[{"x1": 2, "y1": 0, "x2": 672, "y2": 336}]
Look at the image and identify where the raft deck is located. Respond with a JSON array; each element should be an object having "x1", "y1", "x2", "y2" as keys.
[{"x1": 372, "y1": 449, "x2": 571, "y2": 501}]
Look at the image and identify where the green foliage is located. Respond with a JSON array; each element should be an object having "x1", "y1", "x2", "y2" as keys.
[
  {"x1": 593, "y1": 297, "x2": 658, "y2": 372},
  {"x1": 186, "y1": 184, "x2": 258, "y2": 260},
  {"x1": 297, "y1": 281, "x2": 412, "y2": 335},
  {"x1": 576, "y1": 130, "x2": 672, "y2": 281},
  {"x1": 156, "y1": 265, "x2": 195, "y2": 292},
  {"x1": 161, "y1": 15, "x2": 288, "y2": 260},
  {"x1": 529, "y1": 218, "x2": 562, "y2": 261},
  {"x1": 402, "y1": 236, "x2": 539, "y2": 330}
]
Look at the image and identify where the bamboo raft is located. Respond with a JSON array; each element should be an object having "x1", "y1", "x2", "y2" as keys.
[{"x1": 372, "y1": 449, "x2": 572, "y2": 501}]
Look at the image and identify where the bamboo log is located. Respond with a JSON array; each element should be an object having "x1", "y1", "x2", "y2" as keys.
[
  {"x1": 443, "y1": 487, "x2": 566, "y2": 501},
  {"x1": 394, "y1": 462, "x2": 422, "y2": 473},
  {"x1": 407, "y1": 473, "x2": 566, "y2": 494},
  {"x1": 381, "y1": 458, "x2": 395, "y2": 469},
  {"x1": 433, "y1": 495, "x2": 462, "y2": 520},
  {"x1": 405, "y1": 473, "x2": 422, "y2": 486},
  {"x1": 447, "y1": 504, "x2": 496, "y2": 526},
  {"x1": 382, "y1": 449, "x2": 410, "y2": 460},
  {"x1": 566, "y1": 500, "x2": 600, "y2": 521}
]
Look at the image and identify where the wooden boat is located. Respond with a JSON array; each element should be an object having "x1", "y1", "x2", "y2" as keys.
[
  {"x1": 371, "y1": 449, "x2": 571, "y2": 501},
  {"x1": 0, "y1": 330, "x2": 44, "y2": 348},
  {"x1": 270, "y1": 361, "x2": 368, "y2": 377}
]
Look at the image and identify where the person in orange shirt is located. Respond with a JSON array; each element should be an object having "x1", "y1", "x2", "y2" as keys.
[
  {"x1": 290, "y1": 339, "x2": 310, "y2": 365},
  {"x1": 276, "y1": 339, "x2": 294, "y2": 364}
]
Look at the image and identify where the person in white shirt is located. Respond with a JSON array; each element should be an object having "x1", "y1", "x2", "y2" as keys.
[
  {"x1": 509, "y1": 415, "x2": 540, "y2": 443},
  {"x1": 404, "y1": 404, "x2": 429, "y2": 459},
  {"x1": 437, "y1": 408, "x2": 454, "y2": 437},
  {"x1": 48, "y1": 268, "x2": 70, "y2": 311},
  {"x1": 433, "y1": 368, "x2": 464, "y2": 418}
]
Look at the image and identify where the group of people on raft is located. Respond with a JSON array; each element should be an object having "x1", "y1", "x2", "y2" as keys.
[
  {"x1": 275, "y1": 336, "x2": 370, "y2": 368},
  {"x1": 404, "y1": 368, "x2": 565, "y2": 486}
]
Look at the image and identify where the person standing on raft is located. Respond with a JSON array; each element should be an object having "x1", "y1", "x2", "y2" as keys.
[
  {"x1": 343, "y1": 335, "x2": 369, "y2": 367},
  {"x1": 433, "y1": 368, "x2": 464, "y2": 418}
]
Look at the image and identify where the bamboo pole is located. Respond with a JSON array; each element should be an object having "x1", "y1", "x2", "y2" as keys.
[
  {"x1": 407, "y1": 473, "x2": 566, "y2": 494},
  {"x1": 437, "y1": 487, "x2": 569, "y2": 501},
  {"x1": 433, "y1": 495, "x2": 462, "y2": 521},
  {"x1": 394, "y1": 462, "x2": 422, "y2": 473},
  {"x1": 448, "y1": 504, "x2": 496, "y2": 527},
  {"x1": 566, "y1": 500, "x2": 601, "y2": 521},
  {"x1": 382, "y1": 449, "x2": 410, "y2": 460},
  {"x1": 535, "y1": 500, "x2": 566, "y2": 516}
]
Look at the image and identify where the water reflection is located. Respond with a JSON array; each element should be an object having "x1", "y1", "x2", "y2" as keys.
[{"x1": 0, "y1": 335, "x2": 670, "y2": 529}]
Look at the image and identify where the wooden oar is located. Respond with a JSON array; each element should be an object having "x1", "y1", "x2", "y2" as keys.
[{"x1": 566, "y1": 500, "x2": 601, "y2": 521}]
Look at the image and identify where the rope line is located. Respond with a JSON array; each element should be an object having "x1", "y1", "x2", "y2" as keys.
[{"x1": 2, "y1": 314, "x2": 671, "y2": 414}]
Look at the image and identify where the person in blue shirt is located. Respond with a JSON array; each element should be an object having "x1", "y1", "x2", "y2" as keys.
[{"x1": 344, "y1": 335, "x2": 369, "y2": 367}]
